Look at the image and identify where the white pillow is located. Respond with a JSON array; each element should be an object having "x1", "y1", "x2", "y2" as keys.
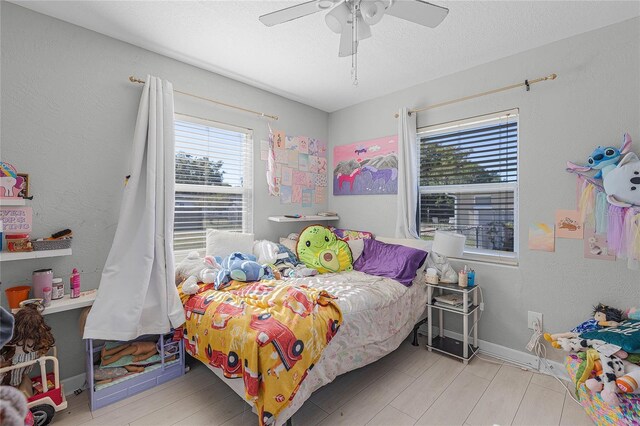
[
  {"x1": 375, "y1": 236, "x2": 429, "y2": 252},
  {"x1": 279, "y1": 237, "x2": 298, "y2": 254},
  {"x1": 206, "y1": 229, "x2": 254, "y2": 258},
  {"x1": 347, "y1": 238, "x2": 365, "y2": 261}
]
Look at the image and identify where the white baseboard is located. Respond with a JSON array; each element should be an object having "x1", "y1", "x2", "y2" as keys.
[
  {"x1": 61, "y1": 328, "x2": 569, "y2": 397},
  {"x1": 419, "y1": 324, "x2": 569, "y2": 381},
  {"x1": 62, "y1": 373, "x2": 86, "y2": 396}
]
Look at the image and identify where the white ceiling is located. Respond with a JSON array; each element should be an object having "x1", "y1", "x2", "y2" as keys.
[{"x1": 11, "y1": 1, "x2": 640, "y2": 112}]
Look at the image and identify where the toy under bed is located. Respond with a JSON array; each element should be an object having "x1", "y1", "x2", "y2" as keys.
[{"x1": 566, "y1": 354, "x2": 640, "y2": 425}]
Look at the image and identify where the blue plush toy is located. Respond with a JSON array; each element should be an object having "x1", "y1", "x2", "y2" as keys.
[
  {"x1": 566, "y1": 133, "x2": 632, "y2": 179},
  {"x1": 214, "y1": 252, "x2": 265, "y2": 290}
]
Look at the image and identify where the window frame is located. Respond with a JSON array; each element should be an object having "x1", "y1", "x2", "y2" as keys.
[
  {"x1": 173, "y1": 114, "x2": 254, "y2": 258},
  {"x1": 417, "y1": 109, "x2": 519, "y2": 266}
]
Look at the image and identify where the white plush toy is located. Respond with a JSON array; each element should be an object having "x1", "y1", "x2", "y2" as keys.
[
  {"x1": 586, "y1": 359, "x2": 640, "y2": 406},
  {"x1": 175, "y1": 251, "x2": 220, "y2": 295},
  {"x1": 603, "y1": 152, "x2": 640, "y2": 207}
]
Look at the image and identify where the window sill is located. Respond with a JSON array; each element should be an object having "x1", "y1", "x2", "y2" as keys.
[
  {"x1": 422, "y1": 241, "x2": 518, "y2": 267},
  {"x1": 453, "y1": 249, "x2": 519, "y2": 267}
]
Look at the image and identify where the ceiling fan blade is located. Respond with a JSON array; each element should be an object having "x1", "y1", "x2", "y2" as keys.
[
  {"x1": 259, "y1": 1, "x2": 324, "y2": 27},
  {"x1": 386, "y1": 0, "x2": 449, "y2": 28},
  {"x1": 338, "y1": 27, "x2": 356, "y2": 57}
]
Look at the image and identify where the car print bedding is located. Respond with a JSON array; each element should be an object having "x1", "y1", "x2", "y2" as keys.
[
  {"x1": 177, "y1": 280, "x2": 342, "y2": 426},
  {"x1": 200, "y1": 270, "x2": 429, "y2": 426}
]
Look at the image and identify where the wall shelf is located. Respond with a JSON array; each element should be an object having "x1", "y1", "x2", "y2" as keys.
[
  {"x1": 0, "y1": 248, "x2": 72, "y2": 262},
  {"x1": 0, "y1": 198, "x2": 26, "y2": 206},
  {"x1": 41, "y1": 290, "x2": 96, "y2": 315},
  {"x1": 11, "y1": 290, "x2": 97, "y2": 315},
  {"x1": 268, "y1": 215, "x2": 339, "y2": 223}
]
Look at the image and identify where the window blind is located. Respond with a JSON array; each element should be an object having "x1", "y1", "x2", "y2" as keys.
[
  {"x1": 174, "y1": 117, "x2": 253, "y2": 253},
  {"x1": 419, "y1": 111, "x2": 518, "y2": 255},
  {"x1": 420, "y1": 121, "x2": 517, "y2": 186}
]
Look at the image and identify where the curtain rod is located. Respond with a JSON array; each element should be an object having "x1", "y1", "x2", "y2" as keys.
[
  {"x1": 129, "y1": 76, "x2": 279, "y2": 121},
  {"x1": 394, "y1": 73, "x2": 557, "y2": 118}
]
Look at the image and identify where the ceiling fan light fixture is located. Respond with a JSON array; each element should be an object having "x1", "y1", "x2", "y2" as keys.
[
  {"x1": 357, "y1": 16, "x2": 372, "y2": 40},
  {"x1": 317, "y1": 0, "x2": 337, "y2": 10},
  {"x1": 325, "y1": 2, "x2": 351, "y2": 33},
  {"x1": 361, "y1": 0, "x2": 385, "y2": 25}
]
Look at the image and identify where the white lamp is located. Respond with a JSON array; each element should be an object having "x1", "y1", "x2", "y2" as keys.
[{"x1": 428, "y1": 231, "x2": 466, "y2": 283}]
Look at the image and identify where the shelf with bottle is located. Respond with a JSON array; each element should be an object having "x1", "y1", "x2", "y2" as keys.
[{"x1": 11, "y1": 289, "x2": 97, "y2": 315}]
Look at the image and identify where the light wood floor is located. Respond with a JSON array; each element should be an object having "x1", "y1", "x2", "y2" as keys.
[{"x1": 53, "y1": 336, "x2": 594, "y2": 426}]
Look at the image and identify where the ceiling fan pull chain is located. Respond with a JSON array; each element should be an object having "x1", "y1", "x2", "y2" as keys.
[{"x1": 352, "y1": 0, "x2": 359, "y2": 86}]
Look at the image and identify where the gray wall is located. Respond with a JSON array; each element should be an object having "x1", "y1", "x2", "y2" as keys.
[
  {"x1": 0, "y1": 2, "x2": 328, "y2": 380},
  {"x1": 328, "y1": 17, "x2": 640, "y2": 358}
]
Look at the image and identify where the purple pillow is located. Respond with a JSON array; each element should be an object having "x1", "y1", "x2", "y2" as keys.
[{"x1": 353, "y1": 239, "x2": 428, "y2": 286}]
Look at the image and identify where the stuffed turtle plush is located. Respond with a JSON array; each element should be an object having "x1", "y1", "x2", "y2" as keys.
[{"x1": 296, "y1": 225, "x2": 353, "y2": 274}]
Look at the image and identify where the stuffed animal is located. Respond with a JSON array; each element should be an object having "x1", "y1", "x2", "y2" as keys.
[
  {"x1": 566, "y1": 133, "x2": 633, "y2": 179},
  {"x1": 215, "y1": 252, "x2": 266, "y2": 290},
  {"x1": 296, "y1": 225, "x2": 353, "y2": 274},
  {"x1": 586, "y1": 358, "x2": 640, "y2": 406},
  {"x1": 544, "y1": 304, "x2": 623, "y2": 347},
  {"x1": 626, "y1": 307, "x2": 640, "y2": 321},
  {"x1": 253, "y1": 240, "x2": 280, "y2": 265},
  {"x1": 603, "y1": 152, "x2": 640, "y2": 207},
  {"x1": 175, "y1": 251, "x2": 220, "y2": 295},
  {"x1": 554, "y1": 337, "x2": 626, "y2": 406},
  {"x1": 584, "y1": 354, "x2": 626, "y2": 406}
]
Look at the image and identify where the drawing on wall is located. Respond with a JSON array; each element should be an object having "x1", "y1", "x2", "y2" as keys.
[
  {"x1": 555, "y1": 209, "x2": 584, "y2": 239},
  {"x1": 528, "y1": 222, "x2": 555, "y2": 252},
  {"x1": 265, "y1": 129, "x2": 326, "y2": 206},
  {"x1": 333, "y1": 136, "x2": 399, "y2": 195},
  {"x1": 584, "y1": 230, "x2": 615, "y2": 261}
]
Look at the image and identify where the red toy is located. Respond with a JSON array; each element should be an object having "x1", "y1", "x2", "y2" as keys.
[{"x1": 0, "y1": 354, "x2": 68, "y2": 426}]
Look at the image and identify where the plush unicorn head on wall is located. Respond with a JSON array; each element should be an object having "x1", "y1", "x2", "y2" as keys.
[{"x1": 567, "y1": 133, "x2": 633, "y2": 179}]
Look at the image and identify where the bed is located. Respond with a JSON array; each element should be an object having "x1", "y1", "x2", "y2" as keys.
[{"x1": 180, "y1": 237, "x2": 429, "y2": 425}]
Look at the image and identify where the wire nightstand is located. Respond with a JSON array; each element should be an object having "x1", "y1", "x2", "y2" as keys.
[{"x1": 426, "y1": 282, "x2": 479, "y2": 364}]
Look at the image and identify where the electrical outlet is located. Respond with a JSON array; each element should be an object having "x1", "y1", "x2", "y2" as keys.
[{"x1": 528, "y1": 311, "x2": 543, "y2": 330}]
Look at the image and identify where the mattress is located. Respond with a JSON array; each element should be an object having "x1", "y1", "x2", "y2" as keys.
[{"x1": 202, "y1": 270, "x2": 428, "y2": 425}]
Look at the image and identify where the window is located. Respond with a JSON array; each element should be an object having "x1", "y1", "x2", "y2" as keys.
[
  {"x1": 174, "y1": 116, "x2": 253, "y2": 254},
  {"x1": 418, "y1": 110, "x2": 518, "y2": 262}
]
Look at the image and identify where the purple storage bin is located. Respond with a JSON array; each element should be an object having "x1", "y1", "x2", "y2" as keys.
[{"x1": 85, "y1": 333, "x2": 185, "y2": 411}]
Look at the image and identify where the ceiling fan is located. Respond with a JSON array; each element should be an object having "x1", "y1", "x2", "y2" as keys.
[{"x1": 259, "y1": 0, "x2": 449, "y2": 58}]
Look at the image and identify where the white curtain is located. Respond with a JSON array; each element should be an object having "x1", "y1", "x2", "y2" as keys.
[
  {"x1": 84, "y1": 76, "x2": 185, "y2": 341},
  {"x1": 395, "y1": 107, "x2": 420, "y2": 239}
]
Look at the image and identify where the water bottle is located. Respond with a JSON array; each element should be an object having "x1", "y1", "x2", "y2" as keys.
[
  {"x1": 468, "y1": 270, "x2": 476, "y2": 286},
  {"x1": 70, "y1": 268, "x2": 81, "y2": 298}
]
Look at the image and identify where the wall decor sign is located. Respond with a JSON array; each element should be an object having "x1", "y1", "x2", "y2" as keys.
[
  {"x1": 555, "y1": 209, "x2": 584, "y2": 239},
  {"x1": 333, "y1": 136, "x2": 398, "y2": 195},
  {"x1": 528, "y1": 222, "x2": 555, "y2": 252},
  {"x1": 0, "y1": 207, "x2": 33, "y2": 233}
]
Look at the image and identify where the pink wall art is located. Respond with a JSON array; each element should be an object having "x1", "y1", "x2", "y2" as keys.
[{"x1": 333, "y1": 135, "x2": 398, "y2": 196}]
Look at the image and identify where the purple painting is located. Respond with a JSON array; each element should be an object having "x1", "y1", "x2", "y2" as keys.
[{"x1": 333, "y1": 136, "x2": 398, "y2": 195}]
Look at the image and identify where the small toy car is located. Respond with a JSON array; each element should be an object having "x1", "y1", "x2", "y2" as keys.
[{"x1": 0, "y1": 354, "x2": 68, "y2": 426}]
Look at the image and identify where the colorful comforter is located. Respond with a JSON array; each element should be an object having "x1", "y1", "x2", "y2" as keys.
[{"x1": 178, "y1": 280, "x2": 342, "y2": 425}]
